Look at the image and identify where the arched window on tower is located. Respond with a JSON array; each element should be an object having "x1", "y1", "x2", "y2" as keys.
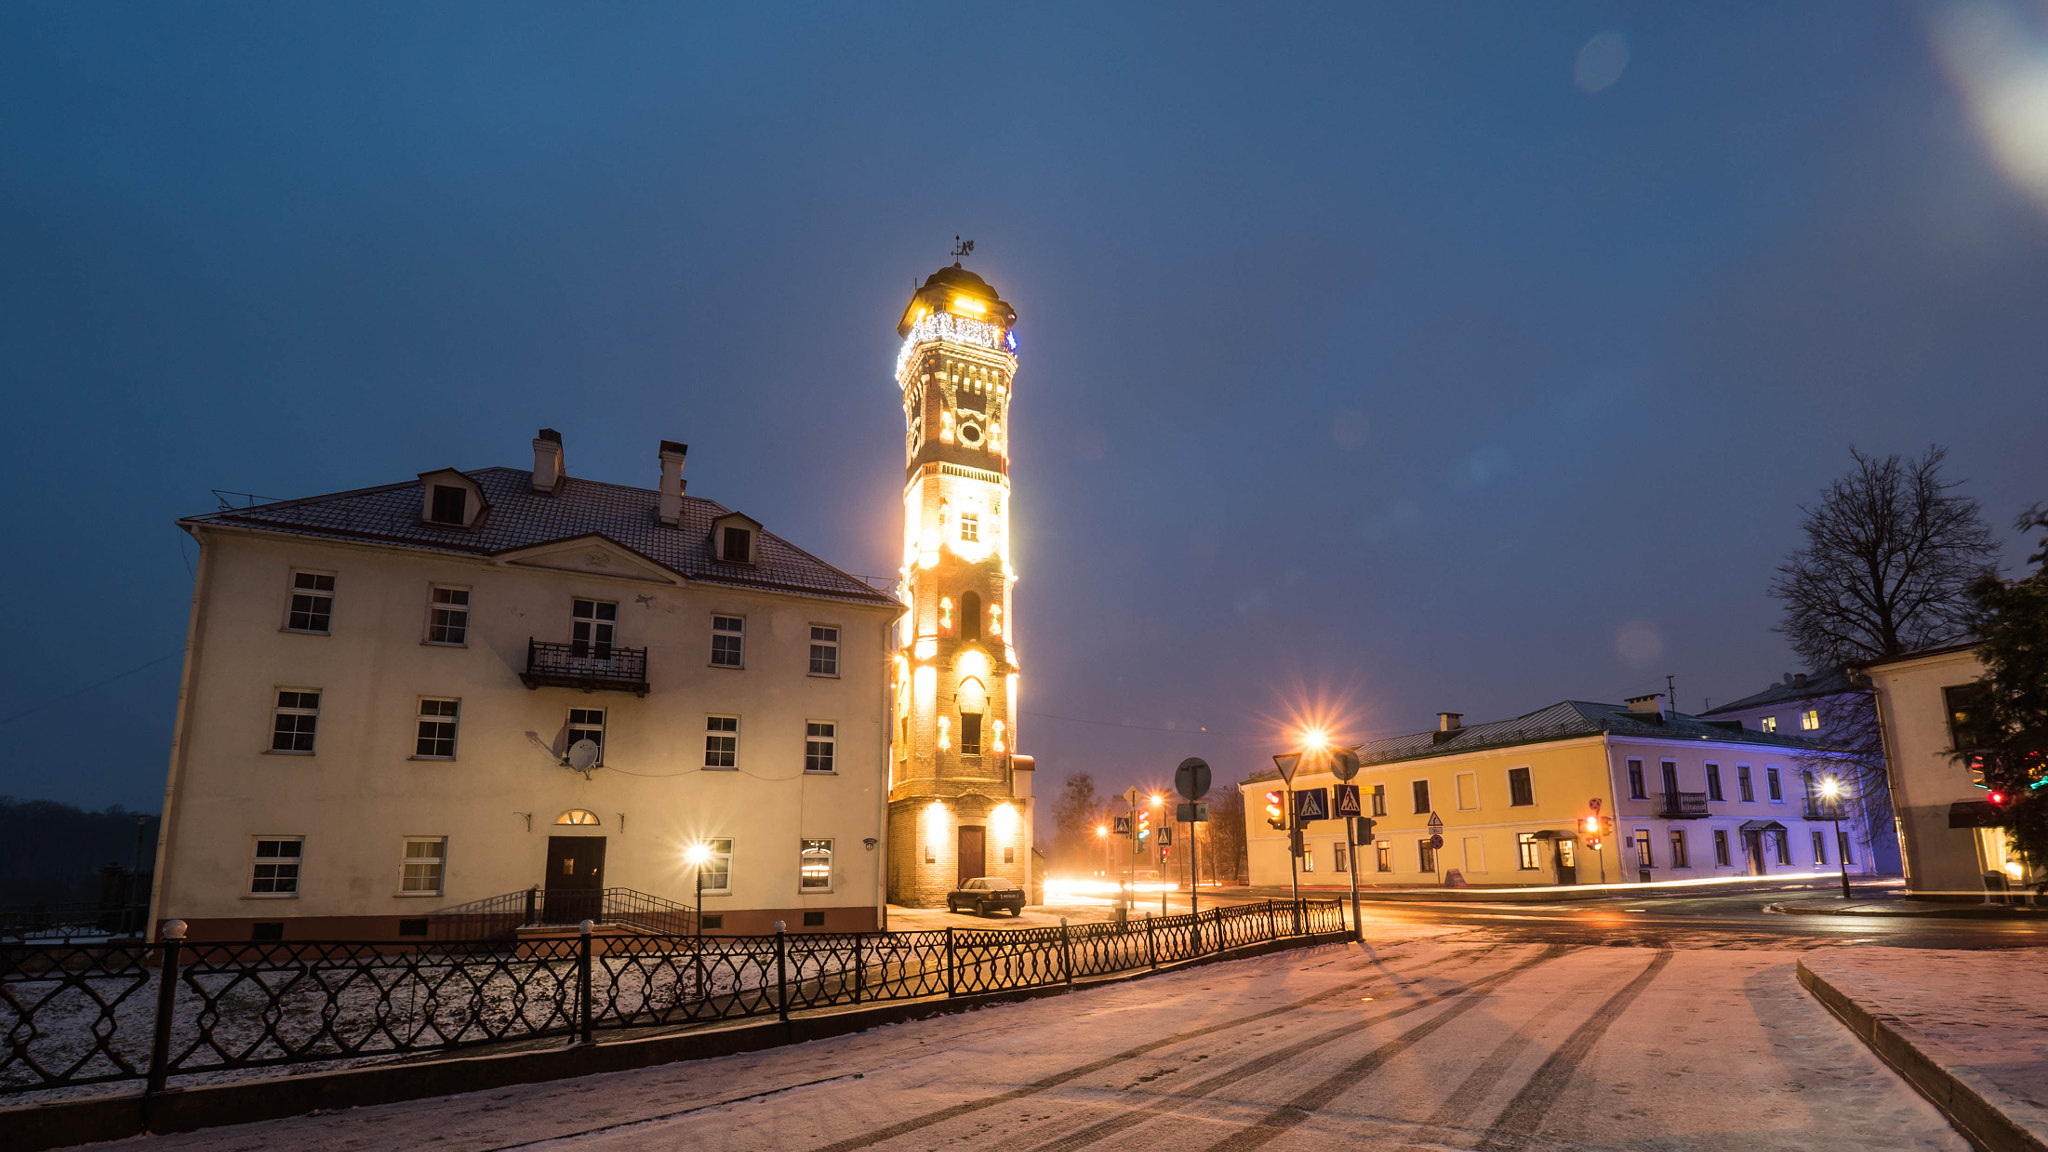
[
  {"x1": 958, "y1": 677, "x2": 987, "y2": 758},
  {"x1": 961, "y1": 591, "x2": 982, "y2": 641}
]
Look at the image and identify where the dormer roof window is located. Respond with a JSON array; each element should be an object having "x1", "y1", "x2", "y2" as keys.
[
  {"x1": 417, "y1": 469, "x2": 486, "y2": 528},
  {"x1": 430, "y1": 485, "x2": 467, "y2": 524},
  {"x1": 711, "y1": 512, "x2": 762, "y2": 565}
]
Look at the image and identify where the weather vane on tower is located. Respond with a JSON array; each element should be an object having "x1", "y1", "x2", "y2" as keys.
[{"x1": 951, "y1": 236, "x2": 974, "y2": 265}]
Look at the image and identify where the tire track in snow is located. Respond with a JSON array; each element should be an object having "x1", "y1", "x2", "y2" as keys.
[
  {"x1": 1024, "y1": 944, "x2": 1574, "y2": 1152},
  {"x1": 1472, "y1": 948, "x2": 1675, "y2": 1151},
  {"x1": 805, "y1": 941, "x2": 1495, "y2": 1152},
  {"x1": 1191, "y1": 944, "x2": 1578, "y2": 1152}
]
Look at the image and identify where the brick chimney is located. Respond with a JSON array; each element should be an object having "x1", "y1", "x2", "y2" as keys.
[
  {"x1": 657, "y1": 440, "x2": 688, "y2": 526},
  {"x1": 1432, "y1": 712, "x2": 1463, "y2": 744},
  {"x1": 532, "y1": 429, "x2": 565, "y2": 493},
  {"x1": 1625, "y1": 693, "x2": 1668, "y2": 720}
]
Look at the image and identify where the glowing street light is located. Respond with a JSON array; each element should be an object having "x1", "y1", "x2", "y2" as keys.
[
  {"x1": 1818, "y1": 776, "x2": 1851, "y2": 900},
  {"x1": 684, "y1": 842, "x2": 713, "y2": 941}
]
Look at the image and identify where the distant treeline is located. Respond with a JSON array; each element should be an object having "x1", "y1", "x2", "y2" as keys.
[{"x1": 0, "y1": 797, "x2": 160, "y2": 908}]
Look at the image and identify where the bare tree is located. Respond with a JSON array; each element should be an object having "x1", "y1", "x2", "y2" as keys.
[
  {"x1": 1771, "y1": 445, "x2": 1997, "y2": 669},
  {"x1": 1049, "y1": 773, "x2": 1099, "y2": 870},
  {"x1": 1202, "y1": 783, "x2": 1248, "y2": 885}
]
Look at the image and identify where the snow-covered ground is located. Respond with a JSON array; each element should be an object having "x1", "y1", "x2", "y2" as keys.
[
  {"x1": 1803, "y1": 945, "x2": 2048, "y2": 1140},
  {"x1": 69, "y1": 924, "x2": 1965, "y2": 1152}
]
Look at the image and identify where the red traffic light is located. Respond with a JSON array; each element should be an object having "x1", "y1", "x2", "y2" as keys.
[
  {"x1": 1989, "y1": 790, "x2": 2010, "y2": 807},
  {"x1": 1264, "y1": 790, "x2": 1287, "y2": 829},
  {"x1": 1587, "y1": 837, "x2": 1602, "y2": 850}
]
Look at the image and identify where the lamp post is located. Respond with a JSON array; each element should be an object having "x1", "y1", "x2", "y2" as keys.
[
  {"x1": 1151, "y1": 793, "x2": 1168, "y2": 916},
  {"x1": 1820, "y1": 777, "x2": 1851, "y2": 899},
  {"x1": 684, "y1": 842, "x2": 712, "y2": 1000}
]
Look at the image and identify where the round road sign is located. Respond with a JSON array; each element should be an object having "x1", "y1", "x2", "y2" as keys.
[
  {"x1": 1175, "y1": 757, "x2": 1211, "y2": 801},
  {"x1": 1330, "y1": 749, "x2": 1360, "y2": 781}
]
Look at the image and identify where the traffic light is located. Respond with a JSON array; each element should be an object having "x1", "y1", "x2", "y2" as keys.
[
  {"x1": 1351, "y1": 817, "x2": 1376, "y2": 844},
  {"x1": 1989, "y1": 788, "x2": 2011, "y2": 808},
  {"x1": 1265, "y1": 790, "x2": 1287, "y2": 829},
  {"x1": 1136, "y1": 809, "x2": 1151, "y2": 842},
  {"x1": 1288, "y1": 828, "x2": 1304, "y2": 857},
  {"x1": 1587, "y1": 837, "x2": 1603, "y2": 850},
  {"x1": 1580, "y1": 814, "x2": 1600, "y2": 836}
]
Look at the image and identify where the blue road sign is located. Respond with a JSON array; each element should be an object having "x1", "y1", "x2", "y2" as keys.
[
  {"x1": 1158, "y1": 827, "x2": 1173, "y2": 846},
  {"x1": 1334, "y1": 784, "x2": 1361, "y2": 817},
  {"x1": 1295, "y1": 787, "x2": 1329, "y2": 822},
  {"x1": 1429, "y1": 833, "x2": 1444, "y2": 849},
  {"x1": 1113, "y1": 815, "x2": 1132, "y2": 836}
]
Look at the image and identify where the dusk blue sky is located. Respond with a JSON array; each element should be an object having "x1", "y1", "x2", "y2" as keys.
[{"x1": 5, "y1": 4, "x2": 2046, "y2": 827}]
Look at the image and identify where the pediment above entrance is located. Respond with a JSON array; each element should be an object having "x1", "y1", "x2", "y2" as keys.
[{"x1": 494, "y1": 534, "x2": 684, "y2": 585}]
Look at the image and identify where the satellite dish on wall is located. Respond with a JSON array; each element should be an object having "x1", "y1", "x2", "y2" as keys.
[{"x1": 566, "y1": 740, "x2": 600, "y2": 775}]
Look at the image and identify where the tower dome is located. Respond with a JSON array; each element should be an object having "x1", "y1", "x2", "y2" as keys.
[{"x1": 897, "y1": 264, "x2": 1018, "y2": 336}]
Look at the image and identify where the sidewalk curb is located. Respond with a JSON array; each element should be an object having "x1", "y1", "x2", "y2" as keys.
[
  {"x1": 0, "y1": 930, "x2": 1349, "y2": 1152},
  {"x1": 1796, "y1": 957, "x2": 2048, "y2": 1152},
  {"x1": 1771, "y1": 902, "x2": 2048, "y2": 920}
]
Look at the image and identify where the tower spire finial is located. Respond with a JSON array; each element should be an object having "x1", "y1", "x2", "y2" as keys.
[{"x1": 951, "y1": 236, "x2": 974, "y2": 266}]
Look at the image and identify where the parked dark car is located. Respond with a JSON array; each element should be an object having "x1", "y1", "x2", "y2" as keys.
[{"x1": 946, "y1": 877, "x2": 1025, "y2": 916}]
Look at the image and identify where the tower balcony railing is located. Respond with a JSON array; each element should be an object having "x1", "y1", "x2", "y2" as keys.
[
  {"x1": 520, "y1": 639, "x2": 650, "y2": 696},
  {"x1": 1658, "y1": 790, "x2": 1711, "y2": 819}
]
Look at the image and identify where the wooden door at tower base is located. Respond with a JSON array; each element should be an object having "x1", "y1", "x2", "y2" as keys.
[
  {"x1": 957, "y1": 825, "x2": 986, "y2": 887},
  {"x1": 544, "y1": 836, "x2": 605, "y2": 924}
]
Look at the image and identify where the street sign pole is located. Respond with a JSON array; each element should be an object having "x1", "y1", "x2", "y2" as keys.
[
  {"x1": 1175, "y1": 758, "x2": 1211, "y2": 939},
  {"x1": 1331, "y1": 750, "x2": 1362, "y2": 943}
]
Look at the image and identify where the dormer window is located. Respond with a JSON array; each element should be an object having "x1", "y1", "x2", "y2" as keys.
[
  {"x1": 417, "y1": 469, "x2": 485, "y2": 528},
  {"x1": 710, "y1": 512, "x2": 762, "y2": 565},
  {"x1": 430, "y1": 485, "x2": 467, "y2": 524}
]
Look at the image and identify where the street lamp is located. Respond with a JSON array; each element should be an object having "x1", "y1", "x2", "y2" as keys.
[
  {"x1": 684, "y1": 842, "x2": 712, "y2": 940},
  {"x1": 1818, "y1": 777, "x2": 1851, "y2": 899}
]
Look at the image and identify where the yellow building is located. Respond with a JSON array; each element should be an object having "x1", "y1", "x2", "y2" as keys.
[
  {"x1": 885, "y1": 260, "x2": 1035, "y2": 906},
  {"x1": 1242, "y1": 695, "x2": 1869, "y2": 890}
]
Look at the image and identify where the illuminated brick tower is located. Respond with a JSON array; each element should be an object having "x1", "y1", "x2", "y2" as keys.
[{"x1": 887, "y1": 257, "x2": 1035, "y2": 907}]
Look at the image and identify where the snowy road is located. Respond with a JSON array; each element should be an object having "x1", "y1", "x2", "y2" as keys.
[{"x1": 87, "y1": 927, "x2": 1968, "y2": 1152}]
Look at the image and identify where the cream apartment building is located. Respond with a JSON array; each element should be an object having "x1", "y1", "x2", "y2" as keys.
[
  {"x1": 152, "y1": 431, "x2": 902, "y2": 941},
  {"x1": 1243, "y1": 696, "x2": 1870, "y2": 890},
  {"x1": 1859, "y1": 642, "x2": 2025, "y2": 896}
]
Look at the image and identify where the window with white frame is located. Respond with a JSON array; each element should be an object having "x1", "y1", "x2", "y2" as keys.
[
  {"x1": 250, "y1": 837, "x2": 303, "y2": 895},
  {"x1": 1766, "y1": 765, "x2": 1784, "y2": 802},
  {"x1": 960, "y1": 512, "x2": 980, "y2": 543},
  {"x1": 711, "y1": 615, "x2": 744, "y2": 668},
  {"x1": 804, "y1": 722, "x2": 836, "y2": 773},
  {"x1": 1800, "y1": 708, "x2": 1821, "y2": 731},
  {"x1": 567, "y1": 708, "x2": 605, "y2": 763},
  {"x1": 1508, "y1": 767, "x2": 1534, "y2": 806},
  {"x1": 1737, "y1": 764, "x2": 1755, "y2": 802},
  {"x1": 1334, "y1": 843, "x2": 1349, "y2": 873},
  {"x1": 427, "y1": 586, "x2": 470, "y2": 645},
  {"x1": 414, "y1": 698, "x2": 459, "y2": 759},
  {"x1": 270, "y1": 690, "x2": 320, "y2": 753},
  {"x1": 800, "y1": 839, "x2": 833, "y2": 891},
  {"x1": 1455, "y1": 771, "x2": 1479, "y2": 810},
  {"x1": 286, "y1": 571, "x2": 334, "y2": 634},
  {"x1": 1370, "y1": 784, "x2": 1387, "y2": 817},
  {"x1": 1670, "y1": 829, "x2": 1689, "y2": 868},
  {"x1": 700, "y1": 838, "x2": 734, "y2": 893},
  {"x1": 572, "y1": 600, "x2": 616, "y2": 659},
  {"x1": 809, "y1": 626, "x2": 840, "y2": 676},
  {"x1": 705, "y1": 715, "x2": 739, "y2": 768},
  {"x1": 1812, "y1": 829, "x2": 1828, "y2": 864},
  {"x1": 1376, "y1": 841, "x2": 1392, "y2": 871},
  {"x1": 400, "y1": 838, "x2": 445, "y2": 894},
  {"x1": 1516, "y1": 833, "x2": 1541, "y2": 869}
]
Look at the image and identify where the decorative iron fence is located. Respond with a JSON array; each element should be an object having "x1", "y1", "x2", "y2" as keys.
[
  {"x1": 1, "y1": 902, "x2": 152, "y2": 943},
  {"x1": 519, "y1": 639, "x2": 650, "y2": 695},
  {"x1": 0, "y1": 899, "x2": 1342, "y2": 1098},
  {"x1": 424, "y1": 887, "x2": 697, "y2": 940}
]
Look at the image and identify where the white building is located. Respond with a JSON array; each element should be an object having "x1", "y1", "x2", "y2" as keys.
[
  {"x1": 1241, "y1": 696, "x2": 1871, "y2": 891},
  {"x1": 152, "y1": 431, "x2": 901, "y2": 941},
  {"x1": 1700, "y1": 668, "x2": 1903, "y2": 874},
  {"x1": 1859, "y1": 643, "x2": 2024, "y2": 896}
]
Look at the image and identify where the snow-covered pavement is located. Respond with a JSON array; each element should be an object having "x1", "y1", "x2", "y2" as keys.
[{"x1": 77, "y1": 928, "x2": 1966, "y2": 1151}]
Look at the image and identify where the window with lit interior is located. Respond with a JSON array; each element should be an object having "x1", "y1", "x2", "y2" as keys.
[
  {"x1": 800, "y1": 839, "x2": 833, "y2": 891},
  {"x1": 400, "y1": 838, "x2": 445, "y2": 895}
]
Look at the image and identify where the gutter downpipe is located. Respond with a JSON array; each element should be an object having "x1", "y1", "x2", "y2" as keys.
[{"x1": 150, "y1": 523, "x2": 216, "y2": 943}]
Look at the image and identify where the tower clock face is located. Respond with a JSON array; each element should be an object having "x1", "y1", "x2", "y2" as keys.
[{"x1": 959, "y1": 423, "x2": 982, "y2": 445}]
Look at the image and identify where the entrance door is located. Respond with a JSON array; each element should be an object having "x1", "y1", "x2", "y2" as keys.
[
  {"x1": 957, "y1": 825, "x2": 986, "y2": 888},
  {"x1": 1553, "y1": 839, "x2": 1578, "y2": 885},
  {"x1": 1742, "y1": 831, "x2": 1765, "y2": 876},
  {"x1": 545, "y1": 836, "x2": 605, "y2": 924}
]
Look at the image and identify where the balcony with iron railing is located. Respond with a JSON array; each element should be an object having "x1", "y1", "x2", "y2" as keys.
[
  {"x1": 1804, "y1": 798, "x2": 1846, "y2": 821},
  {"x1": 520, "y1": 639, "x2": 650, "y2": 696},
  {"x1": 1659, "y1": 790, "x2": 1710, "y2": 818}
]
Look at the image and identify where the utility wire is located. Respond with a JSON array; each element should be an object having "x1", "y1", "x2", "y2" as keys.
[{"x1": 0, "y1": 649, "x2": 184, "y2": 727}]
